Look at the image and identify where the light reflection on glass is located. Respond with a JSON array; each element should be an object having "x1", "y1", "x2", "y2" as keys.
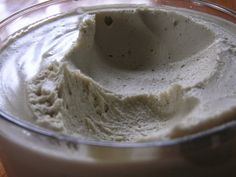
[{"x1": 45, "y1": 4, "x2": 61, "y2": 16}]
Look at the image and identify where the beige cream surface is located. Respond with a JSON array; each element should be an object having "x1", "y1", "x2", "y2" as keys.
[{"x1": 2, "y1": 7, "x2": 236, "y2": 142}]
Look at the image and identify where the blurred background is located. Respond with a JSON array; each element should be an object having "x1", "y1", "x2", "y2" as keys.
[{"x1": 0, "y1": 0, "x2": 235, "y2": 21}]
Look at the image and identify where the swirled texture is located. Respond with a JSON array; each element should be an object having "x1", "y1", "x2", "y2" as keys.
[{"x1": 1, "y1": 7, "x2": 236, "y2": 142}]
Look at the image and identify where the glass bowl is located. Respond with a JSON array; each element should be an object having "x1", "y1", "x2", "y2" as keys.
[{"x1": 0, "y1": 0, "x2": 236, "y2": 177}]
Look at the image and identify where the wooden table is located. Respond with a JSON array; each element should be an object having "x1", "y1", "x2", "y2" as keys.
[
  {"x1": 211, "y1": 0, "x2": 236, "y2": 9},
  {"x1": 0, "y1": 0, "x2": 236, "y2": 177},
  {"x1": 0, "y1": 0, "x2": 235, "y2": 21}
]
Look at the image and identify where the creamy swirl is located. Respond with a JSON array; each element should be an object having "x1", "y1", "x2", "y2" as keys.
[{"x1": 1, "y1": 7, "x2": 236, "y2": 142}]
